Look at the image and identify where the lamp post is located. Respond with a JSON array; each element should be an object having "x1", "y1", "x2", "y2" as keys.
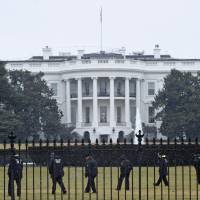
[
  {"x1": 8, "y1": 132, "x2": 17, "y2": 200},
  {"x1": 136, "y1": 130, "x2": 144, "y2": 200},
  {"x1": 8, "y1": 131, "x2": 16, "y2": 155}
]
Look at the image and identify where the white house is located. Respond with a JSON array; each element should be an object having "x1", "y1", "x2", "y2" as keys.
[{"x1": 6, "y1": 45, "x2": 200, "y2": 143}]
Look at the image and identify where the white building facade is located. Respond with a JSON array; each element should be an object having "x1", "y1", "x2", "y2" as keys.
[{"x1": 6, "y1": 46, "x2": 200, "y2": 143}]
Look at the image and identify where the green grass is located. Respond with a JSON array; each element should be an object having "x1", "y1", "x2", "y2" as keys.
[{"x1": 0, "y1": 166, "x2": 199, "y2": 200}]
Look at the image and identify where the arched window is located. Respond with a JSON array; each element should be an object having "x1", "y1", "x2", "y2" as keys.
[
  {"x1": 84, "y1": 131, "x2": 90, "y2": 142},
  {"x1": 118, "y1": 131, "x2": 124, "y2": 142}
]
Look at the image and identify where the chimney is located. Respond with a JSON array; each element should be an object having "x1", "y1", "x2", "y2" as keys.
[
  {"x1": 77, "y1": 50, "x2": 85, "y2": 59},
  {"x1": 153, "y1": 44, "x2": 161, "y2": 59},
  {"x1": 42, "y1": 46, "x2": 52, "y2": 60}
]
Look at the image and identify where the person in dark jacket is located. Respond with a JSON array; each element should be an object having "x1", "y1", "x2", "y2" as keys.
[
  {"x1": 154, "y1": 153, "x2": 169, "y2": 186},
  {"x1": 193, "y1": 154, "x2": 200, "y2": 184},
  {"x1": 49, "y1": 154, "x2": 66, "y2": 194},
  {"x1": 116, "y1": 154, "x2": 132, "y2": 191},
  {"x1": 8, "y1": 154, "x2": 23, "y2": 197},
  {"x1": 85, "y1": 154, "x2": 98, "y2": 193}
]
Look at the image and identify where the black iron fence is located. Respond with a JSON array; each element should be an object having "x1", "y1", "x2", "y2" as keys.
[{"x1": 1, "y1": 132, "x2": 200, "y2": 200}]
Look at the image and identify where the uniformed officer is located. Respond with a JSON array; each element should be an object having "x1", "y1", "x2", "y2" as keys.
[
  {"x1": 154, "y1": 153, "x2": 169, "y2": 186},
  {"x1": 8, "y1": 154, "x2": 23, "y2": 197},
  {"x1": 116, "y1": 154, "x2": 132, "y2": 191},
  {"x1": 193, "y1": 154, "x2": 200, "y2": 184},
  {"x1": 85, "y1": 154, "x2": 98, "y2": 193},
  {"x1": 49, "y1": 154, "x2": 66, "y2": 194}
]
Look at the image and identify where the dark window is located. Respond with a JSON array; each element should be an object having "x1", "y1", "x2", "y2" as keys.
[
  {"x1": 117, "y1": 82, "x2": 122, "y2": 96},
  {"x1": 148, "y1": 106, "x2": 155, "y2": 123},
  {"x1": 117, "y1": 107, "x2": 121, "y2": 123},
  {"x1": 85, "y1": 107, "x2": 90, "y2": 123},
  {"x1": 100, "y1": 80, "x2": 107, "y2": 95},
  {"x1": 84, "y1": 81, "x2": 90, "y2": 96},
  {"x1": 148, "y1": 82, "x2": 155, "y2": 96},
  {"x1": 50, "y1": 83, "x2": 58, "y2": 96},
  {"x1": 100, "y1": 106, "x2": 107, "y2": 123}
]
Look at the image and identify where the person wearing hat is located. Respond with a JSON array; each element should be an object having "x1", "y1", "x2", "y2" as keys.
[
  {"x1": 116, "y1": 154, "x2": 132, "y2": 191},
  {"x1": 85, "y1": 153, "x2": 98, "y2": 193},
  {"x1": 49, "y1": 154, "x2": 66, "y2": 194},
  {"x1": 154, "y1": 153, "x2": 169, "y2": 186},
  {"x1": 193, "y1": 154, "x2": 200, "y2": 184},
  {"x1": 8, "y1": 154, "x2": 23, "y2": 197}
]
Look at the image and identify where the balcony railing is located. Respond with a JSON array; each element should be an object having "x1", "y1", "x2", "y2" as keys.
[
  {"x1": 115, "y1": 92, "x2": 125, "y2": 97},
  {"x1": 98, "y1": 92, "x2": 110, "y2": 97},
  {"x1": 71, "y1": 93, "x2": 77, "y2": 98},
  {"x1": 116, "y1": 122, "x2": 126, "y2": 126},
  {"x1": 81, "y1": 122, "x2": 92, "y2": 127},
  {"x1": 130, "y1": 92, "x2": 136, "y2": 97},
  {"x1": 82, "y1": 92, "x2": 92, "y2": 97},
  {"x1": 99, "y1": 122, "x2": 109, "y2": 126}
]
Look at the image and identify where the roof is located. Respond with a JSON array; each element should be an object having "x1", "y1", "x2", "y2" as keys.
[
  {"x1": 82, "y1": 51, "x2": 124, "y2": 59},
  {"x1": 126, "y1": 54, "x2": 171, "y2": 60},
  {"x1": 29, "y1": 55, "x2": 77, "y2": 61}
]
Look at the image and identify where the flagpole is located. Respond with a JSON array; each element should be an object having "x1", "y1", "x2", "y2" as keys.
[{"x1": 100, "y1": 7, "x2": 103, "y2": 51}]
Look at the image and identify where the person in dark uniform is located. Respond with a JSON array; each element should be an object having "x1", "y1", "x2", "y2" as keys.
[
  {"x1": 193, "y1": 154, "x2": 200, "y2": 184},
  {"x1": 85, "y1": 154, "x2": 98, "y2": 193},
  {"x1": 154, "y1": 153, "x2": 169, "y2": 186},
  {"x1": 116, "y1": 154, "x2": 132, "y2": 191},
  {"x1": 8, "y1": 154, "x2": 23, "y2": 197},
  {"x1": 49, "y1": 154, "x2": 66, "y2": 194}
]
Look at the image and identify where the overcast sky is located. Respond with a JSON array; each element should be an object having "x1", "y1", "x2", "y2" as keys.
[{"x1": 0, "y1": 0, "x2": 200, "y2": 60}]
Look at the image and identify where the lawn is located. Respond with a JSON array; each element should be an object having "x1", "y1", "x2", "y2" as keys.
[{"x1": 0, "y1": 166, "x2": 199, "y2": 200}]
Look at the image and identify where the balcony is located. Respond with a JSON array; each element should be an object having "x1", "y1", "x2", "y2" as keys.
[
  {"x1": 81, "y1": 122, "x2": 92, "y2": 127},
  {"x1": 116, "y1": 122, "x2": 126, "y2": 126},
  {"x1": 130, "y1": 92, "x2": 136, "y2": 97},
  {"x1": 71, "y1": 93, "x2": 77, "y2": 98},
  {"x1": 99, "y1": 122, "x2": 109, "y2": 126},
  {"x1": 115, "y1": 91, "x2": 125, "y2": 97},
  {"x1": 82, "y1": 92, "x2": 92, "y2": 97},
  {"x1": 98, "y1": 92, "x2": 109, "y2": 97}
]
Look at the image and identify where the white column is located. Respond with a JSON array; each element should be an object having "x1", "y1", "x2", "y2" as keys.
[
  {"x1": 125, "y1": 77, "x2": 131, "y2": 127},
  {"x1": 136, "y1": 78, "x2": 141, "y2": 114},
  {"x1": 61, "y1": 80, "x2": 66, "y2": 124},
  {"x1": 77, "y1": 78, "x2": 82, "y2": 127},
  {"x1": 66, "y1": 79, "x2": 71, "y2": 125},
  {"x1": 110, "y1": 77, "x2": 116, "y2": 127},
  {"x1": 92, "y1": 77, "x2": 98, "y2": 127}
]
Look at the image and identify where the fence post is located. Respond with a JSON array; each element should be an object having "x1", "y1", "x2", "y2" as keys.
[
  {"x1": 136, "y1": 130, "x2": 144, "y2": 200},
  {"x1": 8, "y1": 132, "x2": 17, "y2": 200}
]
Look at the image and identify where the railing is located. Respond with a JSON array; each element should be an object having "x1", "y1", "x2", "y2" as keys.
[
  {"x1": 130, "y1": 92, "x2": 136, "y2": 97},
  {"x1": 82, "y1": 92, "x2": 92, "y2": 97},
  {"x1": 98, "y1": 122, "x2": 109, "y2": 126},
  {"x1": 98, "y1": 92, "x2": 110, "y2": 97},
  {"x1": 2, "y1": 132, "x2": 200, "y2": 200},
  {"x1": 116, "y1": 122, "x2": 126, "y2": 126},
  {"x1": 70, "y1": 93, "x2": 77, "y2": 98},
  {"x1": 115, "y1": 92, "x2": 125, "y2": 97},
  {"x1": 81, "y1": 122, "x2": 92, "y2": 127}
]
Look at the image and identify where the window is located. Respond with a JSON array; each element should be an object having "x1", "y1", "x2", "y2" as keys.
[
  {"x1": 148, "y1": 82, "x2": 155, "y2": 96},
  {"x1": 130, "y1": 106, "x2": 136, "y2": 123},
  {"x1": 100, "y1": 80, "x2": 108, "y2": 95},
  {"x1": 100, "y1": 106, "x2": 107, "y2": 123},
  {"x1": 148, "y1": 106, "x2": 155, "y2": 123},
  {"x1": 117, "y1": 82, "x2": 122, "y2": 96},
  {"x1": 85, "y1": 107, "x2": 90, "y2": 123},
  {"x1": 130, "y1": 80, "x2": 136, "y2": 97},
  {"x1": 98, "y1": 60, "x2": 108, "y2": 64},
  {"x1": 50, "y1": 83, "x2": 58, "y2": 96},
  {"x1": 117, "y1": 107, "x2": 121, "y2": 123},
  {"x1": 71, "y1": 106, "x2": 76, "y2": 124},
  {"x1": 84, "y1": 81, "x2": 90, "y2": 96}
]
